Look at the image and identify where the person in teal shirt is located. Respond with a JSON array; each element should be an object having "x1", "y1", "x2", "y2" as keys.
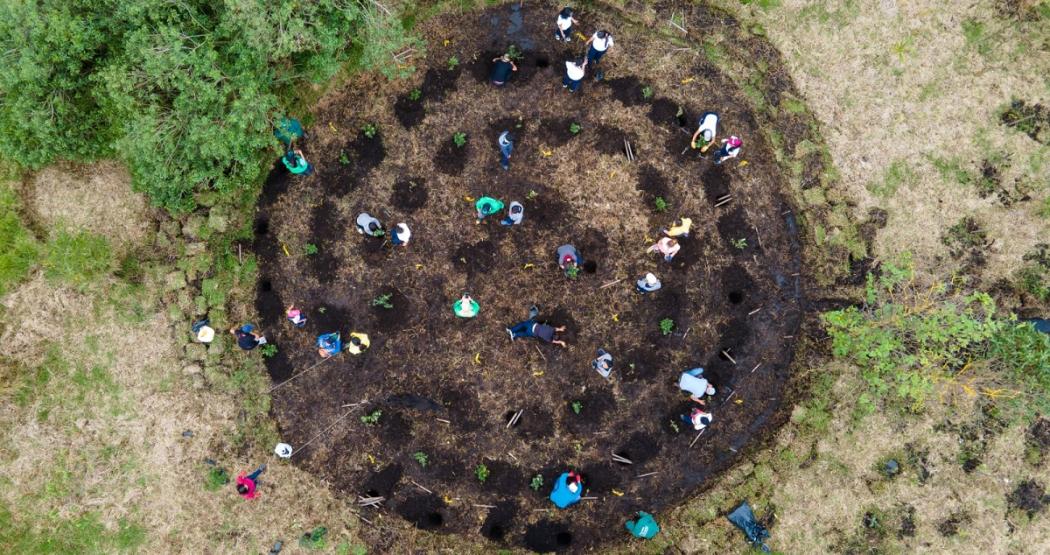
[
  {"x1": 453, "y1": 293, "x2": 480, "y2": 318},
  {"x1": 475, "y1": 196, "x2": 505, "y2": 224},
  {"x1": 274, "y1": 117, "x2": 304, "y2": 146},
  {"x1": 625, "y1": 511, "x2": 660, "y2": 539},
  {"x1": 282, "y1": 149, "x2": 313, "y2": 175}
]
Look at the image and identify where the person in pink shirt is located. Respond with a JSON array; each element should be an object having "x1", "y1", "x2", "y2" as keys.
[
  {"x1": 647, "y1": 237, "x2": 681, "y2": 262},
  {"x1": 236, "y1": 464, "x2": 266, "y2": 500}
]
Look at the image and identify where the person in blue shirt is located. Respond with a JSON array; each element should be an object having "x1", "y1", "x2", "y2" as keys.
[
  {"x1": 549, "y1": 471, "x2": 582, "y2": 509},
  {"x1": 498, "y1": 131, "x2": 514, "y2": 170},
  {"x1": 490, "y1": 54, "x2": 518, "y2": 86},
  {"x1": 317, "y1": 333, "x2": 341, "y2": 358},
  {"x1": 625, "y1": 511, "x2": 660, "y2": 539}
]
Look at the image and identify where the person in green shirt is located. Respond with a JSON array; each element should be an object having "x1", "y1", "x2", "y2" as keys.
[
  {"x1": 282, "y1": 149, "x2": 313, "y2": 175},
  {"x1": 625, "y1": 511, "x2": 660, "y2": 539},
  {"x1": 475, "y1": 196, "x2": 505, "y2": 224},
  {"x1": 274, "y1": 117, "x2": 304, "y2": 146},
  {"x1": 453, "y1": 293, "x2": 480, "y2": 318}
]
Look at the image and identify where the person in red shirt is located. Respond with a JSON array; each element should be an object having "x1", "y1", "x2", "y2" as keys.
[{"x1": 236, "y1": 464, "x2": 267, "y2": 500}]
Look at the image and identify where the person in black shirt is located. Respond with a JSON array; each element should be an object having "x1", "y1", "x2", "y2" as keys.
[
  {"x1": 230, "y1": 324, "x2": 264, "y2": 350},
  {"x1": 490, "y1": 53, "x2": 518, "y2": 86}
]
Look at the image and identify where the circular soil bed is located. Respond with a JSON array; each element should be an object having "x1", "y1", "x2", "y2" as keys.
[{"x1": 254, "y1": 2, "x2": 804, "y2": 551}]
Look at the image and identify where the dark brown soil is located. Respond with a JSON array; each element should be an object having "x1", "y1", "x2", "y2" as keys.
[
  {"x1": 1008, "y1": 480, "x2": 1048, "y2": 517},
  {"x1": 1028, "y1": 417, "x2": 1050, "y2": 453},
  {"x1": 254, "y1": 1, "x2": 806, "y2": 551}
]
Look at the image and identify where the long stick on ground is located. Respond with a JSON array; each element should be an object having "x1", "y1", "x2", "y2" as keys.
[
  {"x1": 269, "y1": 351, "x2": 342, "y2": 392},
  {"x1": 600, "y1": 278, "x2": 624, "y2": 289},
  {"x1": 689, "y1": 428, "x2": 706, "y2": 448},
  {"x1": 410, "y1": 480, "x2": 433, "y2": 494}
]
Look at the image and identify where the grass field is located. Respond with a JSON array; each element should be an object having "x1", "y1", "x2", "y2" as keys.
[{"x1": 0, "y1": 0, "x2": 1047, "y2": 553}]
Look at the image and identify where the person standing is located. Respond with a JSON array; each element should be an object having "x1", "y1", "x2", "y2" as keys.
[
  {"x1": 647, "y1": 237, "x2": 680, "y2": 262},
  {"x1": 554, "y1": 7, "x2": 578, "y2": 42},
  {"x1": 230, "y1": 324, "x2": 264, "y2": 351},
  {"x1": 490, "y1": 54, "x2": 518, "y2": 86},
  {"x1": 636, "y1": 272, "x2": 662, "y2": 293},
  {"x1": 662, "y1": 217, "x2": 693, "y2": 238},
  {"x1": 347, "y1": 332, "x2": 370, "y2": 355},
  {"x1": 562, "y1": 57, "x2": 588, "y2": 93},
  {"x1": 585, "y1": 30, "x2": 614, "y2": 65},
  {"x1": 317, "y1": 332, "x2": 341, "y2": 358},
  {"x1": 549, "y1": 471, "x2": 583, "y2": 509},
  {"x1": 498, "y1": 131, "x2": 514, "y2": 171}
]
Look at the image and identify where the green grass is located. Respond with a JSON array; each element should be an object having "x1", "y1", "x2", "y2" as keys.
[
  {"x1": 866, "y1": 160, "x2": 914, "y2": 198},
  {"x1": 42, "y1": 229, "x2": 114, "y2": 289},
  {"x1": 0, "y1": 501, "x2": 146, "y2": 553},
  {"x1": 0, "y1": 185, "x2": 40, "y2": 295}
]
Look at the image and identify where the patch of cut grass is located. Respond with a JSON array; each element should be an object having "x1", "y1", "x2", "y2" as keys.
[{"x1": 42, "y1": 229, "x2": 114, "y2": 289}]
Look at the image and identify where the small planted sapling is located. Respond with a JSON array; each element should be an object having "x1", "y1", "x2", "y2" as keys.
[
  {"x1": 530, "y1": 474, "x2": 544, "y2": 491},
  {"x1": 372, "y1": 293, "x2": 394, "y2": 309},
  {"x1": 304, "y1": 243, "x2": 318, "y2": 255},
  {"x1": 659, "y1": 318, "x2": 675, "y2": 336},
  {"x1": 409, "y1": 88, "x2": 422, "y2": 101},
  {"x1": 571, "y1": 400, "x2": 583, "y2": 414},
  {"x1": 731, "y1": 237, "x2": 748, "y2": 250},
  {"x1": 360, "y1": 410, "x2": 382, "y2": 425},
  {"x1": 641, "y1": 85, "x2": 654, "y2": 99},
  {"x1": 447, "y1": 56, "x2": 459, "y2": 70},
  {"x1": 413, "y1": 451, "x2": 429, "y2": 468},
  {"x1": 453, "y1": 132, "x2": 467, "y2": 148},
  {"x1": 569, "y1": 122, "x2": 582, "y2": 135},
  {"x1": 654, "y1": 196, "x2": 669, "y2": 213},
  {"x1": 565, "y1": 265, "x2": 580, "y2": 279},
  {"x1": 506, "y1": 44, "x2": 524, "y2": 61},
  {"x1": 339, "y1": 150, "x2": 350, "y2": 165},
  {"x1": 526, "y1": 189, "x2": 539, "y2": 200},
  {"x1": 362, "y1": 123, "x2": 378, "y2": 139},
  {"x1": 475, "y1": 463, "x2": 490, "y2": 483},
  {"x1": 260, "y1": 344, "x2": 279, "y2": 358}
]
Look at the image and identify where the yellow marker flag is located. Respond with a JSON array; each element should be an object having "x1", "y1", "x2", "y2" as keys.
[
  {"x1": 473, "y1": 353, "x2": 482, "y2": 365},
  {"x1": 464, "y1": 195, "x2": 475, "y2": 202},
  {"x1": 734, "y1": 399, "x2": 744, "y2": 405},
  {"x1": 328, "y1": 122, "x2": 337, "y2": 133},
  {"x1": 533, "y1": 371, "x2": 544, "y2": 377},
  {"x1": 739, "y1": 160, "x2": 749, "y2": 167},
  {"x1": 415, "y1": 263, "x2": 424, "y2": 270},
  {"x1": 681, "y1": 77, "x2": 695, "y2": 84},
  {"x1": 282, "y1": 244, "x2": 291, "y2": 257},
  {"x1": 612, "y1": 314, "x2": 619, "y2": 322},
  {"x1": 523, "y1": 263, "x2": 534, "y2": 270},
  {"x1": 612, "y1": 489, "x2": 625, "y2": 497}
]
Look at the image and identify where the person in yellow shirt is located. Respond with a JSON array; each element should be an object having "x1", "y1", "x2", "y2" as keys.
[
  {"x1": 662, "y1": 217, "x2": 692, "y2": 238},
  {"x1": 347, "y1": 332, "x2": 370, "y2": 354}
]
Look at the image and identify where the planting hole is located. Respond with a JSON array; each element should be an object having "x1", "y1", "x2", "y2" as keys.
[
  {"x1": 428, "y1": 512, "x2": 444, "y2": 527},
  {"x1": 728, "y1": 291, "x2": 744, "y2": 304},
  {"x1": 614, "y1": 451, "x2": 631, "y2": 465},
  {"x1": 555, "y1": 532, "x2": 573, "y2": 546},
  {"x1": 489, "y1": 525, "x2": 506, "y2": 540},
  {"x1": 718, "y1": 349, "x2": 733, "y2": 361},
  {"x1": 582, "y1": 260, "x2": 597, "y2": 274},
  {"x1": 254, "y1": 218, "x2": 270, "y2": 236},
  {"x1": 536, "y1": 57, "x2": 549, "y2": 68},
  {"x1": 261, "y1": 280, "x2": 273, "y2": 292},
  {"x1": 366, "y1": 489, "x2": 379, "y2": 497}
]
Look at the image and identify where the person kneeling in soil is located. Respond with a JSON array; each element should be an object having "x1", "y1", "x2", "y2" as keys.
[
  {"x1": 236, "y1": 464, "x2": 267, "y2": 500},
  {"x1": 507, "y1": 317, "x2": 567, "y2": 347},
  {"x1": 557, "y1": 243, "x2": 587, "y2": 275},
  {"x1": 346, "y1": 332, "x2": 370, "y2": 355},
  {"x1": 475, "y1": 196, "x2": 505, "y2": 224},
  {"x1": 679, "y1": 367, "x2": 716, "y2": 405},
  {"x1": 562, "y1": 57, "x2": 587, "y2": 93},
  {"x1": 490, "y1": 54, "x2": 518, "y2": 86},
  {"x1": 682, "y1": 407, "x2": 713, "y2": 431},
  {"x1": 592, "y1": 348, "x2": 613, "y2": 378},
  {"x1": 500, "y1": 201, "x2": 524, "y2": 226},
  {"x1": 550, "y1": 471, "x2": 583, "y2": 509},
  {"x1": 317, "y1": 332, "x2": 341, "y2": 358},
  {"x1": 391, "y1": 222, "x2": 411, "y2": 246},
  {"x1": 453, "y1": 293, "x2": 480, "y2": 318},
  {"x1": 647, "y1": 237, "x2": 680, "y2": 262},
  {"x1": 286, "y1": 304, "x2": 307, "y2": 328},
  {"x1": 231, "y1": 324, "x2": 265, "y2": 351},
  {"x1": 691, "y1": 112, "x2": 719, "y2": 154},
  {"x1": 662, "y1": 217, "x2": 693, "y2": 238},
  {"x1": 714, "y1": 135, "x2": 743, "y2": 164},
  {"x1": 282, "y1": 149, "x2": 313, "y2": 176},
  {"x1": 636, "y1": 272, "x2": 662, "y2": 293},
  {"x1": 625, "y1": 511, "x2": 660, "y2": 539},
  {"x1": 356, "y1": 212, "x2": 384, "y2": 237}
]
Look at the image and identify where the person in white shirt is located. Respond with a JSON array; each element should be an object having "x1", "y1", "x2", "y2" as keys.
[
  {"x1": 585, "y1": 30, "x2": 614, "y2": 65},
  {"x1": 562, "y1": 57, "x2": 588, "y2": 93},
  {"x1": 691, "y1": 111, "x2": 719, "y2": 153},
  {"x1": 391, "y1": 222, "x2": 411, "y2": 246},
  {"x1": 679, "y1": 367, "x2": 716, "y2": 404},
  {"x1": 554, "y1": 7, "x2": 578, "y2": 42}
]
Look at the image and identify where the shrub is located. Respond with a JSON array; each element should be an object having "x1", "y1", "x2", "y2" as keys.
[
  {"x1": 372, "y1": 293, "x2": 393, "y2": 309},
  {"x1": 506, "y1": 44, "x2": 523, "y2": 61},
  {"x1": 304, "y1": 243, "x2": 319, "y2": 255},
  {"x1": 362, "y1": 123, "x2": 378, "y2": 139},
  {"x1": 530, "y1": 474, "x2": 544, "y2": 490},
  {"x1": 447, "y1": 55, "x2": 459, "y2": 69},
  {"x1": 571, "y1": 401, "x2": 583, "y2": 414},
  {"x1": 260, "y1": 344, "x2": 278, "y2": 358},
  {"x1": 569, "y1": 122, "x2": 582, "y2": 135},
  {"x1": 204, "y1": 467, "x2": 230, "y2": 491},
  {"x1": 731, "y1": 237, "x2": 748, "y2": 249},
  {"x1": 409, "y1": 88, "x2": 422, "y2": 101},
  {"x1": 641, "y1": 85, "x2": 653, "y2": 99}
]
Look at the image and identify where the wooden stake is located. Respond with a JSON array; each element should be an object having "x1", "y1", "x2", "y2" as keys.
[
  {"x1": 506, "y1": 409, "x2": 523, "y2": 429},
  {"x1": 612, "y1": 453, "x2": 633, "y2": 465},
  {"x1": 600, "y1": 278, "x2": 624, "y2": 289},
  {"x1": 581, "y1": 496, "x2": 599, "y2": 500},
  {"x1": 721, "y1": 350, "x2": 737, "y2": 364},
  {"x1": 689, "y1": 428, "x2": 706, "y2": 448},
  {"x1": 751, "y1": 363, "x2": 761, "y2": 373},
  {"x1": 473, "y1": 504, "x2": 496, "y2": 509},
  {"x1": 748, "y1": 307, "x2": 762, "y2": 316},
  {"x1": 410, "y1": 480, "x2": 433, "y2": 494},
  {"x1": 436, "y1": 418, "x2": 450, "y2": 424},
  {"x1": 534, "y1": 345, "x2": 547, "y2": 362},
  {"x1": 636, "y1": 471, "x2": 659, "y2": 478}
]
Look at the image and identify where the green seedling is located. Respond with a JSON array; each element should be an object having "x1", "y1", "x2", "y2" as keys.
[
  {"x1": 506, "y1": 44, "x2": 524, "y2": 61},
  {"x1": 641, "y1": 85, "x2": 653, "y2": 99},
  {"x1": 372, "y1": 293, "x2": 393, "y2": 309},
  {"x1": 360, "y1": 410, "x2": 382, "y2": 425},
  {"x1": 565, "y1": 265, "x2": 580, "y2": 279},
  {"x1": 731, "y1": 237, "x2": 748, "y2": 249},
  {"x1": 475, "y1": 463, "x2": 490, "y2": 483},
  {"x1": 571, "y1": 401, "x2": 583, "y2": 414},
  {"x1": 569, "y1": 122, "x2": 582, "y2": 135},
  {"x1": 362, "y1": 123, "x2": 378, "y2": 139},
  {"x1": 304, "y1": 243, "x2": 318, "y2": 255},
  {"x1": 669, "y1": 420, "x2": 680, "y2": 433},
  {"x1": 530, "y1": 474, "x2": 544, "y2": 491},
  {"x1": 409, "y1": 88, "x2": 422, "y2": 101},
  {"x1": 453, "y1": 132, "x2": 467, "y2": 148},
  {"x1": 413, "y1": 451, "x2": 429, "y2": 468},
  {"x1": 447, "y1": 56, "x2": 459, "y2": 70},
  {"x1": 659, "y1": 318, "x2": 675, "y2": 336},
  {"x1": 260, "y1": 344, "x2": 278, "y2": 358},
  {"x1": 526, "y1": 189, "x2": 539, "y2": 200},
  {"x1": 654, "y1": 196, "x2": 669, "y2": 213},
  {"x1": 339, "y1": 150, "x2": 350, "y2": 165},
  {"x1": 204, "y1": 467, "x2": 230, "y2": 491}
]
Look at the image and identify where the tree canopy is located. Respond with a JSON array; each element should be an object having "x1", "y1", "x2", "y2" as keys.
[{"x1": 0, "y1": 0, "x2": 418, "y2": 212}]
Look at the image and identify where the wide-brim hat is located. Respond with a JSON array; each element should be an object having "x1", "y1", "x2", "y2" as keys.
[{"x1": 197, "y1": 326, "x2": 215, "y2": 343}]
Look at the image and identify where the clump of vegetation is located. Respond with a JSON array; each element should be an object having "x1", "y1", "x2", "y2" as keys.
[
  {"x1": 653, "y1": 196, "x2": 669, "y2": 213},
  {"x1": 824, "y1": 253, "x2": 1050, "y2": 415},
  {"x1": 304, "y1": 243, "x2": 319, "y2": 255},
  {"x1": 409, "y1": 88, "x2": 422, "y2": 101},
  {"x1": 42, "y1": 229, "x2": 114, "y2": 290},
  {"x1": 659, "y1": 318, "x2": 675, "y2": 336},
  {"x1": 1014, "y1": 244, "x2": 1050, "y2": 301},
  {"x1": 412, "y1": 451, "x2": 429, "y2": 468},
  {"x1": 260, "y1": 344, "x2": 278, "y2": 358},
  {"x1": 447, "y1": 55, "x2": 459, "y2": 70},
  {"x1": 641, "y1": 85, "x2": 653, "y2": 99},
  {"x1": 731, "y1": 237, "x2": 748, "y2": 249},
  {"x1": 526, "y1": 189, "x2": 539, "y2": 200},
  {"x1": 362, "y1": 123, "x2": 378, "y2": 139},
  {"x1": 299, "y1": 527, "x2": 328, "y2": 550},
  {"x1": 506, "y1": 44, "x2": 524, "y2": 61},
  {"x1": 204, "y1": 466, "x2": 230, "y2": 491},
  {"x1": 0, "y1": 2, "x2": 421, "y2": 213},
  {"x1": 452, "y1": 132, "x2": 467, "y2": 148},
  {"x1": 339, "y1": 150, "x2": 350, "y2": 165},
  {"x1": 0, "y1": 186, "x2": 40, "y2": 295},
  {"x1": 565, "y1": 265, "x2": 580, "y2": 279},
  {"x1": 571, "y1": 401, "x2": 583, "y2": 414},
  {"x1": 569, "y1": 122, "x2": 582, "y2": 135},
  {"x1": 530, "y1": 474, "x2": 544, "y2": 490},
  {"x1": 941, "y1": 216, "x2": 986, "y2": 257},
  {"x1": 475, "y1": 463, "x2": 490, "y2": 483},
  {"x1": 372, "y1": 293, "x2": 394, "y2": 309},
  {"x1": 360, "y1": 410, "x2": 382, "y2": 425}
]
